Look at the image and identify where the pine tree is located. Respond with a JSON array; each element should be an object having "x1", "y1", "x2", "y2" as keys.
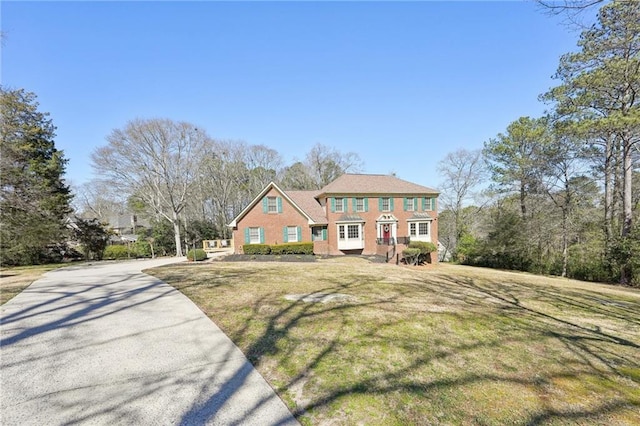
[{"x1": 0, "y1": 87, "x2": 72, "y2": 265}]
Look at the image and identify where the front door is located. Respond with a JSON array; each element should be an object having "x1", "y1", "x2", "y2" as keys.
[{"x1": 382, "y1": 223, "x2": 391, "y2": 242}]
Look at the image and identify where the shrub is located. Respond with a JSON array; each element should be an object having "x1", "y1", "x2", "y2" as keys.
[
  {"x1": 103, "y1": 245, "x2": 135, "y2": 260},
  {"x1": 243, "y1": 244, "x2": 271, "y2": 255},
  {"x1": 408, "y1": 241, "x2": 437, "y2": 264},
  {"x1": 187, "y1": 249, "x2": 207, "y2": 261},
  {"x1": 133, "y1": 240, "x2": 152, "y2": 258},
  {"x1": 270, "y1": 242, "x2": 314, "y2": 255},
  {"x1": 402, "y1": 248, "x2": 422, "y2": 265}
]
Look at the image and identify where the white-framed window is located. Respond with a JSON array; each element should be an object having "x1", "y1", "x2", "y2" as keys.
[
  {"x1": 406, "y1": 198, "x2": 416, "y2": 212},
  {"x1": 355, "y1": 198, "x2": 365, "y2": 212},
  {"x1": 381, "y1": 197, "x2": 391, "y2": 211},
  {"x1": 337, "y1": 223, "x2": 364, "y2": 249},
  {"x1": 409, "y1": 221, "x2": 430, "y2": 241},
  {"x1": 249, "y1": 227, "x2": 261, "y2": 244},
  {"x1": 419, "y1": 222, "x2": 429, "y2": 236},
  {"x1": 287, "y1": 226, "x2": 299, "y2": 243},
  {"x1": 267, "y1": 196, "x2": 278, "y2": 213},
  {"x1": 347, "y1": 224, "x2": 359, "y2": 239},
  {"x1": 335, "y1": 197, "x2": 344, "y2": 213}
]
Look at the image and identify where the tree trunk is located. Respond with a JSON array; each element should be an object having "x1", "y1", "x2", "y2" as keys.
[
  {"x1": 561, "y1": 206, "x2": 568, "y2": 278},
  {"x1": 620, "y1": 136, "x2": 634, "y2": 285},
  {"x1": 520, "y1": 184, "x2": 527, "y2": 218},
  {"x1": 173, "y1": 211, "x2": 183, "y2": 257},
  {"x1": 604, "y1": 135, "x2": 614, "y2": 248}
]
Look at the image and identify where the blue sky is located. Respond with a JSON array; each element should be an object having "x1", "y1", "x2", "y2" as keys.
[{"x1": 2, "y1": 1, "x2": 585, "y2": 190}]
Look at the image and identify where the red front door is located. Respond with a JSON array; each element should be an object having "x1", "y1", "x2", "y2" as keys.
[{"x1": 382, "y1": 224, "x2": 391, "y2": 241}]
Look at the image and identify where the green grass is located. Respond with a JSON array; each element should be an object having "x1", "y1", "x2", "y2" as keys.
[
  {"x1": 0, "y1": 263, "x2": 67, "y2": 305},
  {"x1": 146, "y1": 259, "x2": 640, "y2": 425}
]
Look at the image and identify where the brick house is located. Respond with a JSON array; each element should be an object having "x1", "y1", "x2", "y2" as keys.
[{"x1": 228, "y1": 174, "x2": 439, "y2": 259}]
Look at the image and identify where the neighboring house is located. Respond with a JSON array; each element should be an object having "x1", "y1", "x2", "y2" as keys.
[{"x1": 228, "y1": 174, "x2": 439, "y2": 259}]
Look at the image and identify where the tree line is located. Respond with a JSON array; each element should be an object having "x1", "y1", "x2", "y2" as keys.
[{"x1": 438, "y1": 1, "x2": 639, "y2": 286}]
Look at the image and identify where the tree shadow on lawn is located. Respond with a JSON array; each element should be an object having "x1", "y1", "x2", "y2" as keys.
[{"x1": 215, "y1": 267, "x2": 640, "y2": 424}]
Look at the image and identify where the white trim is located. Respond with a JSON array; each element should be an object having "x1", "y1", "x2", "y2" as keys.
[{"x1": 337, "y1": 223, "x2": 364, "y2": 250}]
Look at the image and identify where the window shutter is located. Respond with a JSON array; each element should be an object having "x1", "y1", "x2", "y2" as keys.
[
  {"x1": 244, "y1": 228, "x2": 250, "y2": 244},
  {"x1": 297, "y1": 226, "x2": 302, "y2": 241},
  {"x1": 353, "y1": 197, "x2": 357, "y2": 212},
  {"x1": 414, "y1": 198, "x2": 419, "y2": 210},
  {"x1": 390, "y1": 198, "x2": 395, "y2": 211},
  {"x1": 403, "y1": 198, "x2": 408, "y2": 211},
  {"x1": 331, "y1": 197, "x2": 336, "y2": 213},
  {"x1": 259, "y1": 227, "x2": 265, "y2": 244},
  {"x1": 364, "y1": 198, "x2": 369, "y2": 212},
  {"x1": 262, "y1": 198, "x2": 268, "y2": 213},
  {"x1": 378, "y1": 198, "x2": 383, "y2": 211},
  {"x1": 431, "y1": 197, "x2": 436, "y2": 211},
  {"x1": 322, "y1": 228, "x2": 327, "y2": 240},
  {"x1": 283, "y1": 227, "x2": 288, "y2": 243},
  {"x1": 277, "y1": 197, "x2": 283, "y2": 213},
  {"x1": 343, "y1": 198, "x2": 347, "y2": 212},
  {"x1": 422, "y1": 197, "x2": 427, "y2": 211}
]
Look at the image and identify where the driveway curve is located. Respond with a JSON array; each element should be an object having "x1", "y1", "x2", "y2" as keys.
[{"x1": 1, "y1": 257, "x2": 298, "y2": 426}]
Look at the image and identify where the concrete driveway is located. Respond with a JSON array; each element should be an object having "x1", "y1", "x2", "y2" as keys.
[{"x1": 0, "y1": 257, "x2": 298, "y2": 426}]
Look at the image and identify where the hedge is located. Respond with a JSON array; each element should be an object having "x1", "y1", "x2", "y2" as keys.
[
  {"x1": 103, "y1": 245, "x2": 135, "y2": 259},
  {"x1": 402, "y1": 248, "x2": 421, "y2": 265},
  {"x1": 270, "y1": 242, "x2": 314, "y2": 255},
  {"x1": 243, "y1": 242, "x2": 313, "y2": 255},
  {"x1": 243, "y1": 244, "x2": 271, "y2": 255},
  {"x1": 187, "y1": 248, "x2": 207, "y2": 261}
]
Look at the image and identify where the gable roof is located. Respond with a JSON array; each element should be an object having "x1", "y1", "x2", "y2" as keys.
[
  {"x1": 286, "y1": 190, "x2": 328, "y2": 225},
  {"x1": 228, "y1": 182, "x2": 326, "y2": 228},
  {"x1": 318, "y1": 173, "x2": 439, "y2": 196}
]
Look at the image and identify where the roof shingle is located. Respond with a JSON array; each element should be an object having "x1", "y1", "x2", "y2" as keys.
[{"x1": 318, "y1": 174, "x2": 438, "y2": 195}]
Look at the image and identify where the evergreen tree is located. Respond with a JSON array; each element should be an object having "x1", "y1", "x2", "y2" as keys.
[{"x1": 0, "y1": 87, "x2": 72, "y2": 265}]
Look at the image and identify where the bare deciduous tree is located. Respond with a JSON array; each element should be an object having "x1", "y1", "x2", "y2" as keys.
[{"x1": 91, "y1": 118, "x2": 210, "y2": 256}]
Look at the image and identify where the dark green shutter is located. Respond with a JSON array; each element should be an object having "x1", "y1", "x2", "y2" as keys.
[
  {"x1": 378, "y1": 198, "x2": 383, "y2": 211},
  {"x1": 390, "y1": 198, "x2": 395, "y2": 211},
  {"x1": 322, "y1": 228, "x2": 327, "y2": 240},
  {"x1": 414, "y1": 198, "x2": 418, "y2": 210},
  {"x1": 283, "y1": 227, "x2": 288, "y2": 243},
  {"x1": 353, "y1": 197, "x2": 357, "y2": 212},
  {"x1": 364, "y1": 198, "x2": 369, "y2": 212},
  {"x1": 431, "y1": 197, "x2": 436, "y2": 211},
  {"x1": 343, "y1": 198, "x2": 347, "y2": 212},
  {"x1": 422, "y1": 197, "x2": 427, "y2": 211},
  {"x1": 403, "y1": 198, "x2": 408, "y2": 211},
  {"x1": 297, "y1": 226, "x2": 302, "y2": 241},
  {"x1": 277, "y1": 197, "x2": 283, "y2": 213},
  {"x1": 331, "y1": 197, "x2": 335, "y2": 213},
  {"x1": 259, "y1": 227, "x2": 265, "y2": 244},
  {"x1": 244, "y1": 228, "x2": 250, "y2": 244},
  {"x1": 262, "y1": 198, "x2": 268, "y2": 213}
]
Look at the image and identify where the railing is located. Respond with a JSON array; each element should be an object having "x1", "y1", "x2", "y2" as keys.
[
  {"x1": 396, "y1": 236, "x2": 411, "y2": 245},
  {"x1": 376, "y1": 238, "x2": 395, "y2": 246}
]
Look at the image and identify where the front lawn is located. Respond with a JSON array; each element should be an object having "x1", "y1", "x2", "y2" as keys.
[
  {"x1": 0, "y1": 263, "x2": 66, "y2": 305},
  {"x1": 146, "y1": 259, "x2": 640, "y2": 425}
]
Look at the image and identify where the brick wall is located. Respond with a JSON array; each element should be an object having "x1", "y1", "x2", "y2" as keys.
[{"x1": 233, "y1": 188, "x2": 310, "y2": 253}]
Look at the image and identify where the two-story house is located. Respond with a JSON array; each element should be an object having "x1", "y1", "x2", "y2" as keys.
[{"x1": 228, "y1": 173, "x2": 439, "y2": 258}]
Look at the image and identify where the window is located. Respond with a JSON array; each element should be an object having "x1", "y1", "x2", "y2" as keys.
[
  {"x1": 312, "y1": 226, "x2": 327, "y2": 241},
  {"x1": 267, "y1": 197, "x2": 278, "y2": 213},
  {"x1": 287, "y1": 226, "x2": 299, "y2": 243},
  {"x1": 406, "y1": 198, "x2": 416, "y2": 212},
  {"x1": 339, "y1": 225, "x2": 345, "y2": 239},
  {"x1": 408, "y1": 221, "x2": 430, "y2": 241},
  {"x1": 381, "y1": 197, "x2": 391, "y2": 211},
  {"x1": 249, "y1": 227, "x2": 261, "y2": 244},
  {"x1": 337, "y1": 223, "x2": 364, "y2": 249},
  {"x1": 348, "y1": 225, "x2": 359, "y2": 239},
  {"x1": 335, "y1": 197, "x2": 344, "y2": 213},
  {"x1": 355, "y1": 198, "x2": 365, "y2": 212}
]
